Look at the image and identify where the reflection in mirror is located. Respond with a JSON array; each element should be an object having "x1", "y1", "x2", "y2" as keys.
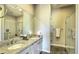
[
  {"x1": 4, "y1": 4, "x2": 23, "y2": 40},
  {"x1": 0, "y1": 7, "x2": 2, "y2": 11}
]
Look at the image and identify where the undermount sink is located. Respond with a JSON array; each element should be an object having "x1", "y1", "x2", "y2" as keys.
[{"x1": 8, "y1": 44, "x2": 24, "y2": 50}]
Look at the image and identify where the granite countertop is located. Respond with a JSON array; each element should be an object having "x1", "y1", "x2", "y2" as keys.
[{"x1": 0, "y1": 37, "x2": 40, "y2": 54}]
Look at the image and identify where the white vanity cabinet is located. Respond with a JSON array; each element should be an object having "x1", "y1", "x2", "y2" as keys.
[
  {"x1": 30, "y1": 40, "x2": 41, "y2": 54},
  {"x1": 19, "y1": 39, "x2": 41, "y2": 54},
  {"x1": 19, "y1": 47, "x2": 31, "y2": 54}
]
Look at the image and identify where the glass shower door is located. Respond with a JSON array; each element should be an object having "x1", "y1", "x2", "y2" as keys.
[{"x1": 65, "y1": 13, "x2": 75, "y2": 54}]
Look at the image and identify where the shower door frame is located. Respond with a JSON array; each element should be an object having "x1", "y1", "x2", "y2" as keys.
[{"x1": 75, "y1": 4, "x2": 79, "y2": 54}]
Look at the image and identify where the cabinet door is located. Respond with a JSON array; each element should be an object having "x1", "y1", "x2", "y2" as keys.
[
  {"x1": 30, "y1": 40, "x2": 41, "y2": 54},
  {"x1": 20, "y1": 40, "x2": 42, "y2": 54},
  {"x1": 20, "y1": 47, "x2": 31, "y2": 54}
]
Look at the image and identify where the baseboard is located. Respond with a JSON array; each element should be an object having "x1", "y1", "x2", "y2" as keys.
[{"x1": 40, "y1": 50, "x2": 50, "y2": 54}]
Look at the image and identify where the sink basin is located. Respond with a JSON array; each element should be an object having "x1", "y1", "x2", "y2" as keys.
[{"x1": 8, "y1": 44, "x2": 24, "y2": 50}]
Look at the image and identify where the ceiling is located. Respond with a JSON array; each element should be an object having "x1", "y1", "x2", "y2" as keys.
[
  {"x1": 5, "y1": 4, "x2": 74, "y2": 17},
  {"x1": 51, "y1": 4, "x2": 74, "y2": 9},
  {"x1": 5, "y1": 4, "x2": 23, "y2": 17}
]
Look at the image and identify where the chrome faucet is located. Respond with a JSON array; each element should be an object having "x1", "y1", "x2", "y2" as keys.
[
  {"x1": 11, "y1": 39, "x2": 14, "y2": 44},
  {"x1": 11, "y1": 39, "x2": 17, "y2": 44}
]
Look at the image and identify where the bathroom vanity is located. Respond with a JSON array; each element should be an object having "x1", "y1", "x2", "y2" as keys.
[
  {"x1": 0, "y1": 4, "x2": 42, "y2": 54},
  {"x1": 0, "y1": 37, "x2": 42, "y2": 54}
]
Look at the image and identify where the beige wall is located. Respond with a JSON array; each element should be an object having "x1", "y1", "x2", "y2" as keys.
[
  {"x1": 51, "y1": 5, "x2": 75, "y2": 46},
  {"x1": 35, "y1": 4, "x2": 51, "y2": 52}
]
